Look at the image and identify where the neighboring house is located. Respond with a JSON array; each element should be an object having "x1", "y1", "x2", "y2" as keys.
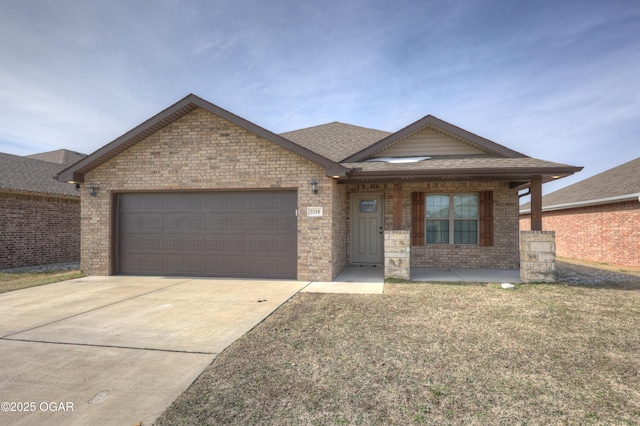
[
  {"x1": 25, "y1": 149, "x2": 86, "y2": 165},
  {"x1": 56, "y1": 94, "x2": 581, "y2": 281},
  {"x1": 0, "y1": 149, "x2": 85, "y2": 269},
  {"x1": 520, "y1": 158, "x2": 640, "y2": 268}
]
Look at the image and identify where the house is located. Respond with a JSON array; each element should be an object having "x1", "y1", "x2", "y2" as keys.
[
  {"x1": 56, "y1": 94, "x2": 581, "y2": 282},
  {"x1": 520, "y1": 157, "x2": 640, "y2": 268},
  {"x1": 0, "y1": 149, "x2": 85, "y2": 269}
]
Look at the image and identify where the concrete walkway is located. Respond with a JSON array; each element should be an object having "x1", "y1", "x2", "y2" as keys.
[
  {"x1": 412, "y1": 267, "x2": 522, "y2": 283},
  {"x1": 318, "y1": 266, "x2": 521, "y2": 286},
  {"x1": 300, "y1": 266, "x2": 520, "y2": 295},
  {"x1": 0, "y1": 276, "x2": 307, "y2": 426}
]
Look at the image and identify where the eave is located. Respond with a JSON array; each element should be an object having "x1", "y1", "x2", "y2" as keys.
[
  {"x1": 336, "y1": 166, "x2": 582, "y2": 184},
  {"x1": 520, "y1": 192, "x2": 640, "y2": 214}
]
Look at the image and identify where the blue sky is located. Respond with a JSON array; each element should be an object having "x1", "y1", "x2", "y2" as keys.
[{"x1": 1, "y1": 0, "x2": 638, "y2": 194}]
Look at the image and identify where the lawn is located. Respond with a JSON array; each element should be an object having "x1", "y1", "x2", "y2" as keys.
[
  {"x1": 157, "y1": 279, "x2": 640, "y2": 425},
  {"x1": 0, "y1": 269, "x2": 84, "y2": 293}
]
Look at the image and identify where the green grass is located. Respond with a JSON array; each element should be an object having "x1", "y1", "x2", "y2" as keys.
[
  {"x1": 157, "y1": 281, "x2": 640, "y2": 425},
  {"x1": 0, "y1": 270, "x2": 84, "y2": 293}
]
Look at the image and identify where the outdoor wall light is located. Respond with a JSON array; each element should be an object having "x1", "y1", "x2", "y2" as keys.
[
  {"x1": 310, "y1": 179, "x2": 318, "y2": 194},
  {"x1": 87, "y1": 183, "x2": 97, "y2": 197}
]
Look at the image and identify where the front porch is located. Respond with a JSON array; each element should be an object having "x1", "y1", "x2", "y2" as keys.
[
  {"x1": 333, "y1": 266, "x2": 521, "y2": 284},
  {"x1": 343, "y1": 177, "x2": 558, "y2": 284}
]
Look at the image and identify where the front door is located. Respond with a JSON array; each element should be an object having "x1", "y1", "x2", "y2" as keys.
[{"x1": 351, "y1": 194, "x2": 384, "y2": 264}]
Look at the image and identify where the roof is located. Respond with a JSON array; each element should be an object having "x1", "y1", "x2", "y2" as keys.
[
  {"x1": 282, "y1": 113, "x2": 579, "y2": 183},
  {"x1": 55, "y1": 93, "x2": 581, "y2": 185},
  {"x1": 0, "y1": 153, "x2": 80, "y2": 197},
  {"x1": 56, "y1": 94, "x2": 350, "y2": 183},
  {"x1": 25, "y1": 149, "x2": 86, "y2": 166},
  {"x1": 281, "y1": 122, "x2": 391, "y2": 162},
  {"x1": 341, "y1": 157, "x2": 580, "y2": 183},
  {"x1": 520, "y1": 157, "x2": 640, "y2": 213}
]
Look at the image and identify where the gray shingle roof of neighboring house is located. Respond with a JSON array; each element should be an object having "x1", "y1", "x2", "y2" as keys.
[
  {"x1": 281, "y1": 122, "x2": 392, "y2": 162},
  {"x1": 0, "y1": 152, "x2": 83, "y2": 197},
  {"x1": 25, "y1": 149, "x2": 87, "y2": 166},
  {"x1": 520, "y1": 157, "x2": 640, "y2": 213}
]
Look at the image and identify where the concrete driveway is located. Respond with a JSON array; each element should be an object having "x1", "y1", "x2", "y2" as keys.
[{"x1": 0, "y1": 276, "x2": 308, "y2": 425}]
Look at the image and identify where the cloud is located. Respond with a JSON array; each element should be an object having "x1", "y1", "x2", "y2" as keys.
[{"x1": 0, "y1": 0, "x2": 637, "y2": 196}]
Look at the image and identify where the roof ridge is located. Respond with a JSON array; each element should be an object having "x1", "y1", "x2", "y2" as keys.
[
  {"x1": 281, "y1": 121, "x2": 390, "y2": 135},
  {"x1": 3, "y1": 151, "x2": 56, "y2": 164}
]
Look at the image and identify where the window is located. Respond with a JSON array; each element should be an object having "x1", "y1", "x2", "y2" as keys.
[
  {"x1": 426, "y1": 194, "x2": 479, "y2": 244},
  {"x1": 411, "y1": 191, "x2": 492, "y2": 247}
]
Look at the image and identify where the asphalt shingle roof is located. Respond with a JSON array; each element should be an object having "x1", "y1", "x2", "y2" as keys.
[
  {"x1": 521, "y1": 157, "x2": 640, "y2": 211},
  {"x1": 341, "y1": 157, "x2": 573, "y2": 172},
  {"x1": 55, "y1": 94, "x2": 581, "y2": 184},
  {"x1": 25, "y1": 149, "x2": 86, "y2": 166},
  {"x1": 281, "y1": 122, "x2": 391, "y2": 162},
  {"x1": 0, "y1": 153, "x2": 81, "y2": 196}
]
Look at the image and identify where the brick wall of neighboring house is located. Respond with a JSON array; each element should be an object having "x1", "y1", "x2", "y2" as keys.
[
  {"x1": 347, "y1": 181, "x2": 520, "y2": 269},
  {"x1": 0, "y1": 191, "x2": 80, "y2": 269},
  {"x1": 81, "y1": 107, "x2": 341, "y2": 281},
  {"x1": 520, "y1": 200, "x2": 640, "y2": 268}
]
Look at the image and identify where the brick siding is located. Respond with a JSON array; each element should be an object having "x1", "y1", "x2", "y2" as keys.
[
  {"x1": 520, "y1": 201, "x2": 640, "y2": 268},
  {"x1": 0, "y1": 191, "x2": 80, "y2": 268},
  {"x1": 81, "y1": 107, "x2": 341, "y2": 281},
  {"x1": 347, "y1": 181, "x2": 520, "y2": 269}
]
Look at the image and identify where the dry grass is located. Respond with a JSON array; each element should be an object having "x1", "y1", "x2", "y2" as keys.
[
  {"x1": 558, "y1": 257, "x2": 640, "y2": 276},
  {"x1": 157, "y1": 281, "x2": 640, "y2": 425},
  {"x1": 0, "y1": 270, "x2": 84, "y2": 293}
]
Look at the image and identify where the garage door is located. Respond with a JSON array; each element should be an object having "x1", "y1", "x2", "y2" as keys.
[{"x1": 116, "y1": 191, "x2": 297, "y2": 278}]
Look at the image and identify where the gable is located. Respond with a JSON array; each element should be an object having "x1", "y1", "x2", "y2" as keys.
[
  {"x1": 342, "y1": 114, "x2": 527, "y2": 163},
  {"x1": 373, "y1": 127, "x2": 487, "y2": 158},
  {"x1": 56, "y1": 94, "x2": 348, "y2": 183},
  {"x1": 89, "y1": 108, "x2": 327, "y2": 187}
]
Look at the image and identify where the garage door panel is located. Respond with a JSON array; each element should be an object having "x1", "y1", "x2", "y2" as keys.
[
  {"x1": 120, "y1": 253, "x2": 295, "y2": 277},
  {"x1": 118, "y1": 191, "x2": 297, "y2": 278}
]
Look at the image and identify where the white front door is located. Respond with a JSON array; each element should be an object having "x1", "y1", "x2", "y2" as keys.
[{"x1": 351, "y1": 194, "x2": 384, "y2": 264}]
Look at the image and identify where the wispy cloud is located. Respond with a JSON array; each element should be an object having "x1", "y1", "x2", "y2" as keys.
[{"x1": 0, "y1": 0, "x2": 638, "y2": 193}]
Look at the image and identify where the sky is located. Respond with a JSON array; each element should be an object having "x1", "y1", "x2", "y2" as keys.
[{"x1": 1, "y1": 0, "x2": 638, "y2": 195}]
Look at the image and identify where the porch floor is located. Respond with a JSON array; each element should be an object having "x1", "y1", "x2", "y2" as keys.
[{"x1": 333, "y1": 267, "x2": 521, "y2": 284}]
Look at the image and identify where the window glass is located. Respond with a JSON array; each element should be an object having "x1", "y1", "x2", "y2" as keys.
[
  {"x1": 427, "y1": 220, "x2": 449, "y2": 244},
  {"x1": 454, "y1": 194, "x2": 478, "y2": 218},
  {"x1": 454, "y1": 220, "x2": 478, "y2": 244},
  {"x1": 426, "y1": 195, "x2": 449, "y2": 218},
  {"x1": 359, "y1": 200, "x2": 377, "y2": 213}
]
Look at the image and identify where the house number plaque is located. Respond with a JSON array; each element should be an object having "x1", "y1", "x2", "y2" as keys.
[{"x1": 307, "y1": 207, "x2": 323, "y2": 217}]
